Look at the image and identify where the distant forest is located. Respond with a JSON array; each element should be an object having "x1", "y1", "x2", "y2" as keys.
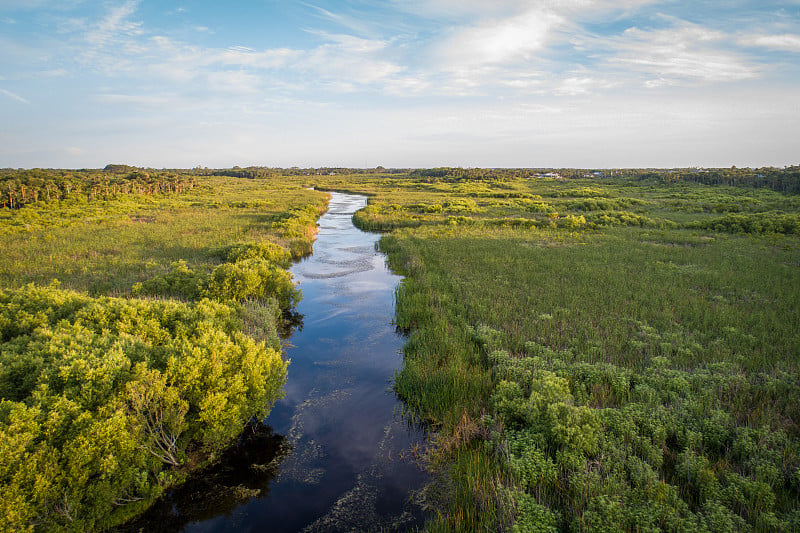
[{"x1": 5, "y1": 164, "x2": 797, "y2": 211}]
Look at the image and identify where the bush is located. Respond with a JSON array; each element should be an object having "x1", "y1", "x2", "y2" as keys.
[
  {"x1": 0, "y1": 285, "x2": 288, "y2": 531},
  {"x1": 132, "y1": 244, "x2": 299, "y2": 310},
  {"x1": 216, "y1": 242, "x2": 291, "y2": 268},
  {"x1": 204, "y1": 258, "x2": 299, "y2": 309},
  {"x1": 686, "y1": 212, "x2": 800, "y2": 235}
]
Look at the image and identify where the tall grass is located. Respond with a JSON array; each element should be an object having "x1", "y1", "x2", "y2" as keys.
[
  {"x1": 0, "y1": 177, "x2": 328, "y2": 295},
  {"x1": 0, "y1": 175, "x2": 330, "y2": 531},
  {"x1": 331, "y1": 171, "x2": 800, "y2": 531}
]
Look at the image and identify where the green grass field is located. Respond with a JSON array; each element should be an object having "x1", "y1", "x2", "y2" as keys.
[
  {"x1": 1, "y1": 167, "x2": 799, "y2": 531},
  {"x1": 311, "y1": 169, "x2": 800, "y2": 531},
  {"x1": 0, "y1": 171, "x2": 328, "y2": 531}
]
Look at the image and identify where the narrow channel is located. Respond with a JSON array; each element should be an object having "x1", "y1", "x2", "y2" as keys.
[{"x1": 123, "y1": 192, "x2": 428, "y2": 532}]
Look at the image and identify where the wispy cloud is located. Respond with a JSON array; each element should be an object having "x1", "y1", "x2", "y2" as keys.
[
  {"x1": 302, "y1": 35, "x2": 404, "y2": 86},
  {"x1": 0, "y1": 88, "x2": 30, "y2": 104},
  {"x1": 606, "y1": 21, "x2": 760, "y2": 85},
  {"x1": 67, "y1": 2, "x2": 413, "y2": 99},
  {"x1": 302, "y1": 2, "x2": 375, "y2": 37},
  {"x1": 555, "y1": 75, "x2": 617, "y2": 96},
  {"x1": 86, "y1": 0, "x2": 142, "y2": 46},
  {"x1": 740, "y1": 33, "x2": 800, "y2": 52},
  {"x1": 94, "y1": 93, "x2": 172, "y2": 106},
  {"x1": 2, "y1": 0, "x2": 798, "y2": 168}
]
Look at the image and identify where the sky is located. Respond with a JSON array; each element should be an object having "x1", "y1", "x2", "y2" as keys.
[{"x1": 1, "y1": 0, "x2": 799, "y2": 169}]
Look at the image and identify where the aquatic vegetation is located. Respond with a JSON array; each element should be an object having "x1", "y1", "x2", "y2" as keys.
[
  {"x1": 2, "y1": 166, "x2": 800, "y2": 531},
  {"x1": 301, "y1": 168, "x2": 800, "y2": 531}
]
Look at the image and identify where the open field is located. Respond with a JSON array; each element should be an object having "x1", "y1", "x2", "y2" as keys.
[
  {"x1": 0, "y1": 170, "x2": 328, "y2": 530},
  {"x1": 309, "y1": 167, "x2": 800, "y2": 531},
  {"x1": 1, "y1": 166, "x2": 799, "y2": 531}
]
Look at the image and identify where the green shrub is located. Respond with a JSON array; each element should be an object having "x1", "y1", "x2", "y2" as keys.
[
  {"x1": 0, "y1": 284, "x2": 287, "y2": 531},
  {"x1": 131, "y1": 260, "x2": 205, "y2": 300},
  {"x1": 132, "y1": 256, "x2": 299, "y2": 310},
  {"x1": 217, "y1": 242, "x2": 292, "y2": 268},
  {"x1": 204, "y1": 258, "x2": 299, "y2": 308},
  {"x1": 686, "y1": 212, "x2": 800, "y2": 235},
  {"x1": 509, "y1": 492, "x2": 559, "y2": 533}
]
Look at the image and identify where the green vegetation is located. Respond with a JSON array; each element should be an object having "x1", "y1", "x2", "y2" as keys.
[
  {"x1": 309, "y1": 167, "x2": 800, "y2": 531},
  {"x1": 0, "y1": 169, "x2": 328, "y2": 531},
  {"x1": 0, "y1": 285, "x2": 286, "y2": 531},
  {"x1": 0, "y1": 167, "x2": 196, "y2": 210},
  {"x1": 2, "y1": 164, "x2": 799, "y2": 531}
]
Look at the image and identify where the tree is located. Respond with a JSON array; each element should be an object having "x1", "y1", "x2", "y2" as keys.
[{"x1": 125, "y1": 367, "x2": 188, "y2": 467}]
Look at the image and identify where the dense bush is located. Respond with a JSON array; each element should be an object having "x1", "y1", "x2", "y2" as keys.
[
  {"x1": 216, "y1": 242, "x2": 292, "y2": 268},
  {"x1": 132, "y1": 244, "x2": 300, "y2": 309},
  {"x1": 0, "y1": 284, "x2": 287, "y2": 531},
  {"x1": 204, "y1": 258, "x2": 299, "y2": 308},
  {"x1": 588, "y1": 211, "x2": 676, "y2": 228},
  {"x1": 686, "y1": 212, "x2": 800, "y2": 235},
  {"x1": 566, "y1": 197, "x2": 642, "y2": 211},
  {"x1": 486, "y1": 339, "x2": 800, "y2": 531}
]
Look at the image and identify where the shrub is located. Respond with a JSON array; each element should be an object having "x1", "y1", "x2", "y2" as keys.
[
  {"x1": 204, "y1": 258, "x2": 299, "y2": 308},
  {"x1": 217, "y1": 242, "x2": 291, "y2": 268},
  {"x1": 0, "y1": 285, "x2": 287, "y2": 531}
]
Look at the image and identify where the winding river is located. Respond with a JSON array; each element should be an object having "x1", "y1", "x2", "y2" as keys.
[{"x1": 123, "y1": 192, "x2": 428, "y2": 532}]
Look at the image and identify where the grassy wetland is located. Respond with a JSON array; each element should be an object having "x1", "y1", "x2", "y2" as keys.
[
  {"x1": 313, "y1": 167, "x2": 800, "y2": 531},
  {"x1": 1, "y1": 165, "x2": 800, "y2": 531},
  {"x1": 0, "y1": 168, "x2": 328, "y2": 531}
]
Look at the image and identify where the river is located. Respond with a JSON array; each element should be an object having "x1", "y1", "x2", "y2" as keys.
[{"x1": 122, "y1": 192, "x2": 428, "y2": 532}]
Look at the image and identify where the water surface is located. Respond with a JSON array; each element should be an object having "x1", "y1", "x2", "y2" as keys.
[{"x1": 125, "y1": 192, "x2": 427, "y2": 532}]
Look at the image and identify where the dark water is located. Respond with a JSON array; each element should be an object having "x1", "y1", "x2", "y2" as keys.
[{"x1": 123, "y1": 192, "x2": 428, "y2": 532}]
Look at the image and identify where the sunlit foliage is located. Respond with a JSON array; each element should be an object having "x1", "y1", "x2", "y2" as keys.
[
  {"x1": 300, "y1": 167, "x2": 800, "y2": 531},
  {"x1": 0, "y1": 285, "x2": 287, "y2": 531},
  {"x1": 0, "y1": 173, "x2": 327, "y2": 530}
]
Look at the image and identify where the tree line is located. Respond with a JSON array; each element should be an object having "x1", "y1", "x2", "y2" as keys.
[
  {"x1": 602, "y1": 166, "x2": 800, "y2": 193},
  {"x1": 0, "y1": 168, "x2": 197, "y2": 209}
]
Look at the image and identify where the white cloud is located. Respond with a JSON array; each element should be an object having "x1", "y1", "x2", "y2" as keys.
[
  {"x1": 208, "y1": 45, "x2": 300, "y2": 70},
  {"x1": 206, "y1": 70, "x2": 262, "y2": 95},
  {"x1": 395, "y1": 0, "x2": 657, "y2": 20},
  {"x1": 438, "y1": 9, "x2": 565, "y2": 69},
  {"x1": 302, "y1": 3, "x2": 374, "y2": 37},
  {"x1": 302, "y1": 35, "x2": 404, "y2": 85},
  {"x1": 94, "y1": 93, "x2": 172, "y2": 106},
  {"x1": 382, "y1": 75, "x2": 431, "y2": 96},
  {"x1": 556, "y1": 76, "x2": 600, "y2": 95},
  {"x1": 740, "y1": 33, "x2": 800, "y2": 52},
  {"x1": 86, "y1": 0, "x2": 142, "y2": 46},
  {"x1": 0, "y1": 88, "x2": 29, "y2": 103},
  {"x1": 390, "y1": 0, "x2": 529, "y2": 19},
  {"x1": 3, "y1": 0, "x2": 798, "y2": 169},
  {"x1": 607, "y1": 22, "x2": 760, "y2": 85},
  {"x1": 67, "y1": 2, "x2": 409, "y2": 97}
]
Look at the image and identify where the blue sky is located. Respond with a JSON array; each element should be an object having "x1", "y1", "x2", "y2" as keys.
[{"x1": 1, "y1": 0, "x2": 799, "y2": 168}]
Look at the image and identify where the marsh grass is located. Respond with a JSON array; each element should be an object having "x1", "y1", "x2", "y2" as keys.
[
  {"x1": 0, "y1": 175, "x2": 329, "y2": 531},
  {"x1": 301, "y1": 170, "x2": 800, "y2": 531},
  {"x1": 3, "y1": 167, "x2": 799, "y2": 531},
  {"x1": 0, "y1": 177, "x2": 328, "y2": 295}
]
